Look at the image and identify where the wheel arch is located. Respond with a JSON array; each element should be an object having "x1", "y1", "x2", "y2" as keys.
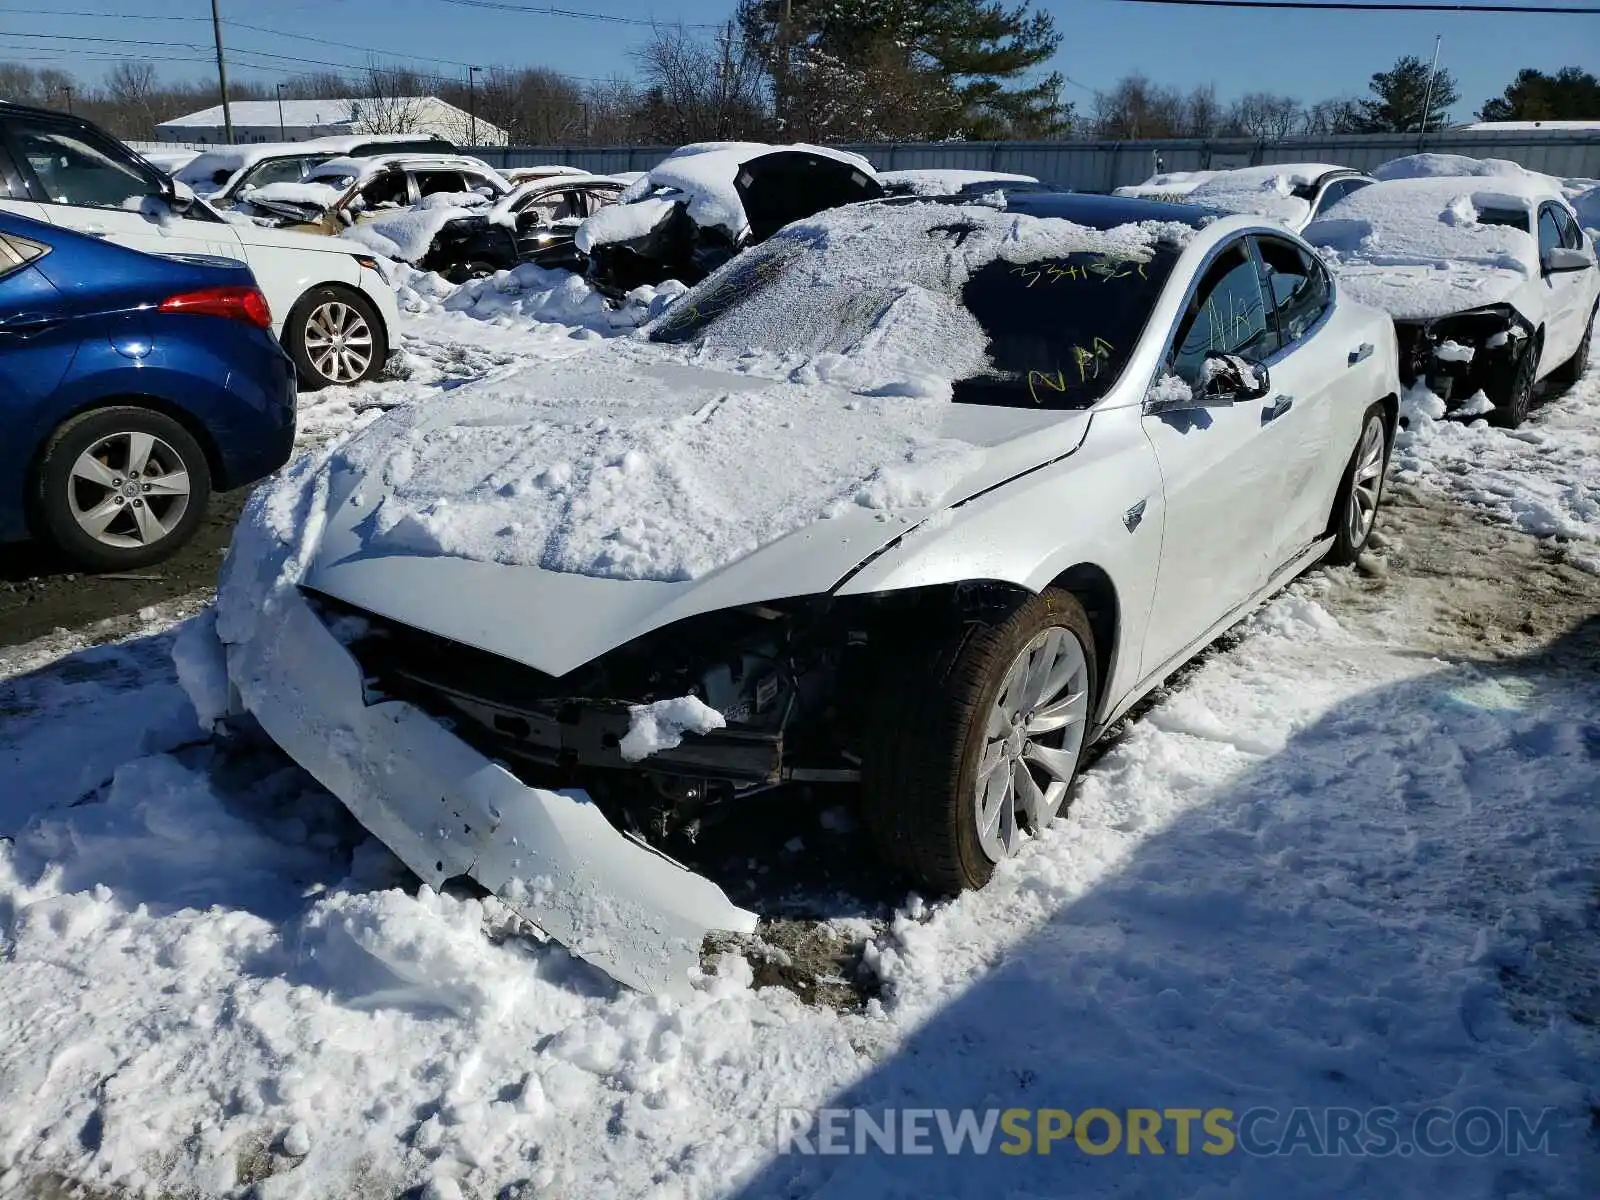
[
  {"x1": 24, "y1": 393, "x2": 226, "y2": 512},
  {"x1": 1046, "y1": 561, "x2": 1121, "y2": 718}
]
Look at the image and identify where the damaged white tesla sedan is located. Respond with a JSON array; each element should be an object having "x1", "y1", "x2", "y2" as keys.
[{"x1": 210, "y1": 193, "x2": 1402, "y2": 995}]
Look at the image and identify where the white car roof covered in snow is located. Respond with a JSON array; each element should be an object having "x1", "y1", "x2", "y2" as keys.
[
  {"x1": 1114, "y1": 170, "x2": 1223, "y2": 199},
  {"x1": 1182, "y1": 162, "x2": 1355, "y2": 225},
  {"x1": 308, "y1": 153, "x2": 505, "y2": 186},
  {"x1": 1303, "y1": 174, "x2": 1564, "y2": 320},
  {"x1": 879, "y1": 169, "x2": 1040, "y2": 195},
  {"x1": 176, "y1": 133, "x2": 449, "y2": 189}
]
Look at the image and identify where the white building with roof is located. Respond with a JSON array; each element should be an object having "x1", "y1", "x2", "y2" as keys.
[{"x1": 154, "y1": 96, "x2": 506, "y2": 146}]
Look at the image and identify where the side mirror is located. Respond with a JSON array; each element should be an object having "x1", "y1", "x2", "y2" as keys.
[
  {"x1": 1199, "y1": 352, "x2": 1270, "y2": 403},
  {"x1": 165, "y1": 178, "x2": 197, "y2": 214},
  {"x1": 1543, "y1": 246, "x2": 1593, "y2": 275}
]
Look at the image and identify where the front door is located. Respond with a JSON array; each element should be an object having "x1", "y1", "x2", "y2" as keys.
[
  {"x1": 1, "y1": 115, "x2": 239, "y2": 261},
  {"x1": 1139, "y1": 237, "x2": 1286, "y2": 677}
]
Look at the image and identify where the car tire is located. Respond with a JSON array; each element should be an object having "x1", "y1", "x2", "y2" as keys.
[
  {"x1": 1324, "y1": 404, "x2": 1391, "y2": 567},
  {"x1": 1548, "y1": 303, "x2": 1595, "y2": 388},
  {"x1": 32, "y1": 406, "x2": 212, "y2": 572},
  {"x1": 861, "y1": 588, "x2": 1097, "y2": 893},
  {"x1": 443, "y1": 260, "x2": 502, "y2": 285},
  {"x1": 284, "y1": 286, "x2": 388, "y2": 391},
  {"x1": 1487, "y1": 336, "x2": 1539, "y2": 429}
]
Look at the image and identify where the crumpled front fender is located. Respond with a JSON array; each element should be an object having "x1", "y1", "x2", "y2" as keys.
[{"x1": 230, "y1": 586, "x2": 757, "y2": 995}]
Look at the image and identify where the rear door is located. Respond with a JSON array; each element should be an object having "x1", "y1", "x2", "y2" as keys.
[{"x1": 0, "y1": 114, "x2": 239, "y2": 260}]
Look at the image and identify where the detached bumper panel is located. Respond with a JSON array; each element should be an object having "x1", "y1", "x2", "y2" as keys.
[{"x1": 231, "y1": 590, "x2": 758, "y2": 995}]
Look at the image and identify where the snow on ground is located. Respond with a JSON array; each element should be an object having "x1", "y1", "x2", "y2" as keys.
[
  {"x1": 1, "y1": 545, "x2": 1595, "y2": 1197},
  {"x1": 1393, "y1": 350, "x2": 1600, "y2": 572}
]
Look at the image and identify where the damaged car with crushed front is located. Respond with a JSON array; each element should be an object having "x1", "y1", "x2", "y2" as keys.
[{"x1": 209, "y1": 194, "x2": 1402, "y2": 995}]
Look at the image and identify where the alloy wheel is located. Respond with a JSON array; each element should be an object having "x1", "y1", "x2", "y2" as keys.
[
  {"x1": 67, "y1": 431, "x2": 192, "y2": 549},
  {"x1": 303, "y1": 299, "x2": 375, "y2": 384},
  {"x1": 1344, "y1": 413, "x2": 1385, "y2": 549},
  {"x1": 973, "y1": 625, "x2": 1091, "y2": 862}
]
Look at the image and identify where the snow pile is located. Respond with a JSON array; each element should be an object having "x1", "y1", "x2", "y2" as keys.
[
  {"x1": 340, "y1": 193, "x2": 491, "y2": 263},
  {"x1": 1182, "y1": 163, "x2": 1347, "y2": 225},
  {"x1": 1304, "y1": 176, "x2": 1546, "y2": 320},
  {"x1": 341, "y1": 342, "x2": 988, "y2": 581},
  {"x1": 241, "y1": 180, "x2": 344, "y2": 209},
  {"x1": 879, "y1": 169, "x2": 1040, "y2": 196},
  {"x1": 1393, "y1": 360, "x2": 1600, "y2": 571},
  {"x1": 1113, "y1": 169, "x2": 1222, "y2": 200},
  {"x1": 618, "y1": 695, "x2": 726, "y2": 762},
  {"x1": 1372, "y1": 152, "x2": 1553, "y2": 184},
  {"x1": 388, "y1": 260, "x2": 683, "y2": 333}
]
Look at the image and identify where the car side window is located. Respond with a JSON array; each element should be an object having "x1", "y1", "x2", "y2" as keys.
[
  {"x1": 240, "y1": 157, "x2": 310, "y2": 191},
  {"x1": 1255, "y1": 235, "x2": 1332, "y2": 353},
  {"x1": 1537, "y1": 207, "x2": 1564, "y2": 258},
  {"x1": 9, "y1": 121, "x2": 161, "y2": 210},
  {"x1": 356, "y1": 171, "x2": 408, "y2": 211},
  {"x1": 416, "y1": 171, "x2": 468, "y2": 198},
  {"x1": 0, "y1": 231, "x2": 48, "y2": 280},
  {"x1": 1169, "y1": 242, "x2": 1272, "y2": 389},
  {"x1": 584, "y1": 188, "x2": 621, "y2": 215},
  {"x1": 1311, "y1": 179, "x2": 1350, "y2": 220},
  {"x1": 1552, "y1": 206, "x2": 1584, "y2": 250}
]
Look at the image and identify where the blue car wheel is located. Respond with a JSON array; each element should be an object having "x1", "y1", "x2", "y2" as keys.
[{"x1": 34, "y1": 406, "x2": 213, "y2": 571}]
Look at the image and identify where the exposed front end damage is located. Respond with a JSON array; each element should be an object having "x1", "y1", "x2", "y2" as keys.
[
  {"x1": 1394, "y1": 303, "x2": 1534, "y2": 412},
  {"x1": 229, "y1": 584, "x2": 760, "y2": 996}
]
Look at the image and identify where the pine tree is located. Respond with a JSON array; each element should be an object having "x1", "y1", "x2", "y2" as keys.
[
  {"x1": 738, "y1": 0, "x2": 1069, "y2": 140},
  {"x1": 1356, "y1": 55, "x2": 1460, "y2": 133},
  {"x1": 1479, "y1": 67, "x2": 1600, "y2": 123}
]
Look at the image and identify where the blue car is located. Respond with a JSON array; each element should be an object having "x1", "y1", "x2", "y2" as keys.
[{"x1": 0, "y1": 211, "x2": 295, "y2": 569}]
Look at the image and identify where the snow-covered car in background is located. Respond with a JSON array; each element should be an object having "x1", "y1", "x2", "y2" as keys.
[
  {"x1": 577, "y1": 141, "x2": 884, "y2": 294},
  {"x1": 177, "y1": 133, "x2": 457, "y2": 207},
  {"x1": 1113, "y1": 169, "x2": 1222, "y2": 203},
  {"x1": 134, "y1": 145, "x2": 203, "y2": 176},
  {"x1": 420, "y1": 175, "x2": 628, "y2": 282},
  {"x1": 503, "y1": 163, "x2": 592, "y2": 185},
  {"x1": 1178, "y1": 163, "x2": 1375, "y2": 232},
  {"x1": 239, "y1": 153, "x2": 510, "y2": 233},
  {"x1": 1305, "y1": 175, "x2": 1598, "y2": 426},
  {"x1": 878, "y1": 169, "x2": 1050, "y2": 198},
  {"x1": 213, "y1": 193, "x2": 1400, "y2": 994},
  {"x1": 0, "y1": 101, "x2": 401, "y2": 389}
]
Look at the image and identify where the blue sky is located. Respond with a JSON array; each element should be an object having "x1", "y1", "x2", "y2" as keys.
[{"x1": 4, "y1": 0, "x2": 1596, "y2": 125}]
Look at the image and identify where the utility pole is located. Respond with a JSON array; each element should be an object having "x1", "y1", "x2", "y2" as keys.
[
  {"x1": 58, "y1": 84, "x2": 73, "y2": 114},
  {"x1": 276, "y1": 83, "x2": 287, "y2": 140},
  {"x1": 1418, "y1": 34, "x2": 1442, "y2": 135},
  {"x1": 211, "y1": 0, "x2": 234, "y2": 144},
  {"x1": 468, "y1": 65, "x2": 482, "y2": 147},
  {"x1": 774, "y1": 0, "x2": 792, "y2": 133}
]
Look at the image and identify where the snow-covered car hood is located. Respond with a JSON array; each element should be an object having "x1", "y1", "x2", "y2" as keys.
[
  {"x1": 300, "y1": 347, "x2": 1091, "y2": 677},
  {"x1": 1304, "y1": 175, "x2": 1547, "y2": 321}
]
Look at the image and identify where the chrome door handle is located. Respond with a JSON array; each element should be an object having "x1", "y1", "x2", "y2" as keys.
[
  {"x1": 1348, "y1": 342, "x2": 1374, "y2": 364},
  {"x1": 1261, "y1": 394, "x2": 1294, "y2": 424}
]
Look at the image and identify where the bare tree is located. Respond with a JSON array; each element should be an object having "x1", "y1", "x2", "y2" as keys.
[
  {"x1": 1180, "y1": 84, "x2": 1224, "y2": 137},
  {"x1": 633, "y1": 22, "x2": 768, "y2": 144},
  {"x1": 1227, "y1": 91, "x2": 1305, "y2": 139},
  {"x1": 1301, "y1": 96, "x2": 1364, "y2": 135},
  {"x1": 353, "y1": 64, "x2": 430, "y2": 134},
  {"x1": 1093, "y1": 74, "x2": 1185, "y2": 138},
  {"x1": 104, "y1": 61, "x2": 160, "y2": 139}
]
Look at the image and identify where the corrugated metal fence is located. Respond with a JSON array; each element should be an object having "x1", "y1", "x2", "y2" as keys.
[{"x1": 466, "y1": 130, "x2": 1600, "y2": 191}]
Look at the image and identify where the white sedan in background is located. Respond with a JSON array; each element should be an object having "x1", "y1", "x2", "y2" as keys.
[
  {"x1": 212, "y1": 193, "x2": 1401, "y2": 994},
  {"x1": 1305, "y1": 174, "x2": 1598, "y2": 425}
]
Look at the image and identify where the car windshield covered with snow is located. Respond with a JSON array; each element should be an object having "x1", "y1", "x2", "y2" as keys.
[{"x1": 648, "y1": 194, "x2": 1198, "y2": 409}]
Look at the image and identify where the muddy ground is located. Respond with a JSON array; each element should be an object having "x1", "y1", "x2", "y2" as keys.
[{"x1": 0, "y1": 490, "x2": 247, "y2": 651}]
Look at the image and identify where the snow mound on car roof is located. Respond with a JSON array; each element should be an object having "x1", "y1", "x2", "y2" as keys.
[
  {"x1": 1303, "y1": 176, "x2": 1546, "y2": 320},
  {"x1": 1183, "y1": 163, "x2": 1347, "y2": 224},
  {"x1": 335, "y1": 201, "x2": 1197, "y2": 582},
  {"x1": 1374, "y1": 152, "x2": 1548, "y2": 183}
]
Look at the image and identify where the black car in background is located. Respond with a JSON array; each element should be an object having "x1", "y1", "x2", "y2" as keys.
[{"x1": 421, "y1": 176, "x2": 627, "y2": 282}]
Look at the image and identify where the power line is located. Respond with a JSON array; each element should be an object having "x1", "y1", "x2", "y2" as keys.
[
  {"x1": 1118, "y1": 0, "x2": 1600, "y2": 12},
  {"x1": 428, "y1": 0, "x2": 720, "y2": 27}
]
